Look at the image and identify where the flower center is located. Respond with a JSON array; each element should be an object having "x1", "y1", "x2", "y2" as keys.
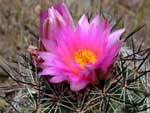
[{"x1": 74, "y1": 49, "x2": 97, "y2": 68}]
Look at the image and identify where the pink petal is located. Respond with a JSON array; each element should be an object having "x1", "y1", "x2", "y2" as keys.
[
  {"x1": 78, "y1": 15, "x2": 89, "y2": 32},
  {"x1": 38, "y1": 52, "x2": 58, "y2": 61},
  {"x1": 40, "y1": 10, "x2": 58, "y2": 52},
  {"x1": 49, "y1": 75, "x2": 67, "y2": 83},
  {"x1": 99, "y1": 42, "x2": 122, "y2": 69},
  {"x1": 107, "y1": 28, "x2": 125, "y2": 48},
  {"x1": 87, "y1": 19, "x2": 112, "y2": 56},
  {"x1": 39, "y1": 67, "x2": 62, "y2": 76},
  {"x1": 74, "y1": 15, "x2": 90, "y2": 49},
  {"x1": 54, "y1": 2, "x2": 74, "y2": 27},
  {"x1": 90, "y1": 15, "x2": 100, "y2": 27},
  {"x1": 41, "y1": 57, "x2": 76, "y2": 75},
  {"x1": 95, "y1": 27, "x2": 111, "y2": 56},
  {"x1": 68, "y1": 74, "x2": 81, "y2": 82},
  {"x1": 70, "y1": 80, "x2": 89, "y2": 91},
  {"x1": 40, "y1": 6, "x2": 68, "y2": 52},
  {"x1": 68, "y1": 64, "x2": 96, "y2": 83},
  {"x1": 84, "y1": 64, "x2": 97, "y2": 82},
  {"x1": 100, "y1": 19, "x2": 112, "y2": 31},
  {"x1": 41, "y1": 38, "x2": 57, "y2": 52},
  {"x1": 48, "y1": 8, "x2": 66, "y2": 27},
  {"x1": 56, "y1": 41, "x2": 73, "y2": 65},
  {"x1": 40, "y1": 10, "x2": 48, "y2": 39}
]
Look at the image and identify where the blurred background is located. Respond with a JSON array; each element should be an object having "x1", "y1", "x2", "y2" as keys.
[
  {"x1": 0, "y1": 0, "x2": 150, "y2": 58},
  {"x1": 0, "y1": 0, "x2": 150, "y2": 112}
]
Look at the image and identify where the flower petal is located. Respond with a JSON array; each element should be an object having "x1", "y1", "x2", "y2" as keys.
[
  {"x1": 68, "y1": 74, "x2": 81, "y2": 82},
  {"x1": 100, "y1": 19, "x2": 112, "y2": 31},
  {"x1": 39, "y1": 67, "x2": 63, "y2": 76},
  {"x1": 74, "y1": 15, "x2": 90, "y2": 49},
  {"x1": 70, "y1": 80, "x2": 89, "y2": 91},
  {"x1": 108, "y1": 28, "x2": 125, "y2": 48},
  {"x1": 99, "y1": 42, "x2": 122, "y2": 69},
  {"x1": 49, "y1": 75, "x2": 67, "y2": 83},
  {"x1": 48, "y1": 8, "x2": 66, "y2": 27},
  {"x1": 90, "y1": 15, "x2": 100, "y2": 27},
  {"x1": 38, "y1": 51, "x2": 59, "y2": 64},
  {"x1": 54, "y1": 2, "x2": 74, "y2": 27},
  {"x1": 40, "y1": 7, "x2": 67, "y2": 52},
  {"x1": 40, "y1": 10, "x2": 49, "y2": 41},
  {"x1": 78, "y1": 15, "x2": 89, "y2": 32}
]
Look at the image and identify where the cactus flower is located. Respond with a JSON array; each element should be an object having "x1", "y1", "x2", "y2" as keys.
[{"x1": 37, "y1": 2, "x2": 125, "y2": 91}]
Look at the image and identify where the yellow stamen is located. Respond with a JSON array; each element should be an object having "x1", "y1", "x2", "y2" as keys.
[{"x1": 74, "y1": 49, "x2": 97, "y2": 68}]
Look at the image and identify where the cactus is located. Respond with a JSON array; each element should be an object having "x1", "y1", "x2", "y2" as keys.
[
  {"x1": 0, "y1": 23, "x2": 150, "y2": 113},
  {"x1": 0, "y1": 1, "x2": 150, "y2": 113}
]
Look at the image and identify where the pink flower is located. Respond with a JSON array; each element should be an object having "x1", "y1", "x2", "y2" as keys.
[{"x1": 38, "y1": 2, "x2": 125, "y2": 91}]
